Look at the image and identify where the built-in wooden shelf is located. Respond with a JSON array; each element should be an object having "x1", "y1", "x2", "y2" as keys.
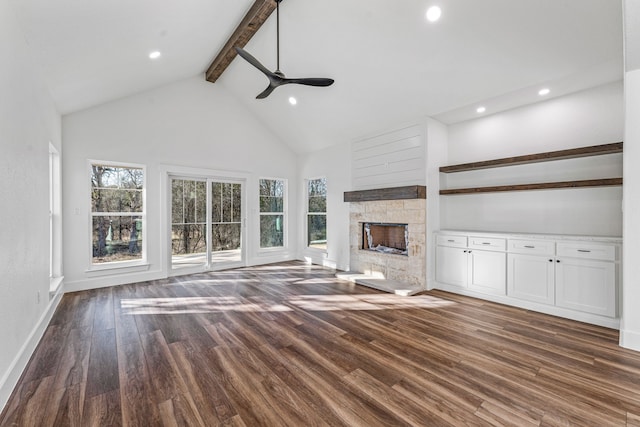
[
  {"x1": 439, "y1": 142, "x2": 623, "y2": 173},
  {"x1": 440, "y1": 178, "x2": 623, "y2": 195},
  {"x1": 439, "y1": 142, "x2": 623, "y2": 195},
  {"x1": 344, "y1": 185, "x2": 426, "y2": 202}
]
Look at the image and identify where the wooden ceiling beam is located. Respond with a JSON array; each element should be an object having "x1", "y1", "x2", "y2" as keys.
[{"x1": 205, "y1": 0, "x2": 277, "y2": 83}]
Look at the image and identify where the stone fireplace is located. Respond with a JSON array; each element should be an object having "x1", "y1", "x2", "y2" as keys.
[{"x1": 341, "y1": 186, "x2": 426, "y2": 295}]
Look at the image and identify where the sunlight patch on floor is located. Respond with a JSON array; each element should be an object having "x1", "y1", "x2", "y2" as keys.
[
  {"x1": 121, "y1": 293, "x2": 455, "y2": 315},
  {"x1": 121, "y1": 296, "x2": 293, "y2": 315},
  {"x1": 287, "y1": 294, "x2": 456, "y2": 311},
  {"x1": 175, "y1": 277, "x2": 260, "y2": 286}
]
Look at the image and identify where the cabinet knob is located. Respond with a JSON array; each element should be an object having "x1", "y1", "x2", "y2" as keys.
[
  {"x1": 556, "y1": 260, "x2": 560, "y2": 263},
  {"x1": 468, "y1": 250, "x2": 472, "y2": 253},
  {"x1": 549, "y1": 259, "x2": 553, "y2": 262}
]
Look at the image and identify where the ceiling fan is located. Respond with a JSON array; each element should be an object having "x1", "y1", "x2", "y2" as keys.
[{"x1": 234, "y1": 0, "x2": 334, "y2": 99}]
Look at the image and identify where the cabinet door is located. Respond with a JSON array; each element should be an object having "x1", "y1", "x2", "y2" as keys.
[
  {"x1": 507, "y1": 254, "x2": 555, "y2": 305},
  {"x1": 555, "y1": 258, "x2": 616, "y2": 317},
  {"x1": 436, "y1": 245, "x2": 468, "y2": 288},
  {"x1": 467, "y1": 250, "x2": 506, "y2": 295}
]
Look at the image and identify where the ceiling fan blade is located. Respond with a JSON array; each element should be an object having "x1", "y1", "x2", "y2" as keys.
[
  {"x1": 256, "y1": 84, "x2": 278, "y2": 99},
  {"x1": 235, "y1": 47, "x2": 272, "y2": 77},
  {"x1": 284, "y1": 77, "x2": 335, "y2": 87}
]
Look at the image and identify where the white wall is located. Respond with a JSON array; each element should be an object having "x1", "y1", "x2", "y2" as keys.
[
  {"x1": 351, "y1": 125, "x2": 425, "y2": 191},
  {"x1": 425, "y1": 118, "x2": 448, "y2": 288},
  {"x1": 441, "y1": 82, "x2": 624, "y2": 236},
  {"x1": 621, "y1": 69, "x2": 640, "y2": 350},
  {"x1": 298, "y1": 143, "x2": 351, "y2": 271},
  {"x1": 62, "y1": 76, "x2": 298, "y2": 291},
  {"x1": 621, "y1": 0, "x2": 640, "y2": 351},
  {"x1": 0, "y1": 0, "x2": 62, "y2": 409}
]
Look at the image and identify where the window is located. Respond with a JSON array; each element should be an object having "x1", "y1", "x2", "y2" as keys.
[
  {"x1": 90, "y1": 162, "x2": 145, "y2": 264},
  {"x1": 307, "y1": 178, "x2": 327, "y2": 249},
  {"x1": 49, "y1": 143, "x2": 62, "y2": 289},
  {"x1": 259, "y1": 178, "x2": 285, "y2": 248}
]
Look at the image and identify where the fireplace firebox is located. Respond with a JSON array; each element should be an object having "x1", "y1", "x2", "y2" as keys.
[{"x1": 362, "y1": 222, "x2": 409, "y2": 256}]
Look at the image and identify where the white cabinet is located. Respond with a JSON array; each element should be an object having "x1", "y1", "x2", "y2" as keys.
[
  {"x1": 436, "y1": 234, "x2": 467, "y2": 248},
  {"x1": 555, "y1": 244, "x2": 617, "y2": 317},
  {"x1": 468, "y1": 250, "x2": 506, "y2": 295},
  {"x1": 507, "y1": 238, "x2": 555, "y2": 305},
  {"x1": 507, "y1": 253, "x2": 555, "y2": 305},
  {"x1": 436, "y1": 231, "x2": 621, "y2": 326},
  {"x1": 436, "y1": 234, "x2": 506, "y2": 296},
  {"x1": 435, "y1": 245, "x2": 468, "y2": 287}
]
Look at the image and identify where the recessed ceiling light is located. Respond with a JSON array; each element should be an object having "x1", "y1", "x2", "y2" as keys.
[
  {"x1": 288, "y1": 97, "x2": 297, "y2": 106},
  {"x1": 538, "y1": 88, "x2": 550, "y2": 96},
  {"x1": 426, "y1": 6, "x2": 442, "y2": 22},
  {"x1": 149, "y1": 51, "x2": 161, "y2": 59},
  {"x1": 476, "y1": 106, "x2": 486, "y2": 113}
]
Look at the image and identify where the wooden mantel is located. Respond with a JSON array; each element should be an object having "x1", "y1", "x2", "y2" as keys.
[{"x1": 344, "y1": 185, "x2": 426, "y2": 202}]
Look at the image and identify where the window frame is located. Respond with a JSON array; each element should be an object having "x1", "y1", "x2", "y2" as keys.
[
  {"x1": 258, "y1": 177, "x2": 287, "y2": 250},
  {"x1": 87, "y1": 160, "x2": 147, "y2": 270},
  {"x1": 305, "y1": 176, "x2": 327, "y2": 251},
  {"x1": 49, "y1": 143, "x2": 63, "y2": 293}
]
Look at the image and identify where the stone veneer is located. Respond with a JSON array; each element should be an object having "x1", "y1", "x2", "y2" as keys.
[{"x1": 349, "y1": 199, "x2": 426, "y2": 288}]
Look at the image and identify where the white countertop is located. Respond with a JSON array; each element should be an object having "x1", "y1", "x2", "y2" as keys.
[{"x1": 437, "y1": 229, "x2": 622, "y2": 244}]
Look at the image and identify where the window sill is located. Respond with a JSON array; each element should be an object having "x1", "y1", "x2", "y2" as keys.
[
  {"x1": 85, "y1": 261, "x2": 150, "y2": 276},
  {"x1": 258, "y1": 246, "x2": 287, "y2": 254},
  {"x1": 304, "y1": 246, "x2": 328, "y2": 254}
]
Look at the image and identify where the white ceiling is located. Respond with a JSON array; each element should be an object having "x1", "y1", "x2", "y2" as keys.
[{"x1": 10, "y1": 0, "x2": 623, "y2": 153}]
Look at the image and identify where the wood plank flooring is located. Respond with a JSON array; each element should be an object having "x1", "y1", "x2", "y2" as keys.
[{"x1": 2, "y1": 261, "x2": 640, "y2": 426}]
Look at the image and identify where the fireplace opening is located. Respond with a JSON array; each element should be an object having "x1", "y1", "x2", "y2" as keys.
[{"x1": 362, "y1": 222, "x2": 408, "y2": 256}]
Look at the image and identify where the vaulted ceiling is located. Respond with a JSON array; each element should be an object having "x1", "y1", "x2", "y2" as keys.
[{"x1": 10, "y1": 0, "x2": 623, "y2": 153}]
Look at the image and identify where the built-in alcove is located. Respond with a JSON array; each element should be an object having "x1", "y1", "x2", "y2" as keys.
[{"x1": 362, "y1": 222, "x2": 408, "y2": 255}]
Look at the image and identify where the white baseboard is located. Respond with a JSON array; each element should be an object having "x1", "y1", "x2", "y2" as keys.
[
  {"x1": 298, "y1": 252, "x2": 348, "y2": 272},
  {"x1": 620, "y1": 328, "x2": 640, "y2": 351},
  {"x1": 64, "y1": 269, "x2": 165, "y2": 293},
  {"x1": 0, "y1": 286, "x2": 63, "y2": 413}
]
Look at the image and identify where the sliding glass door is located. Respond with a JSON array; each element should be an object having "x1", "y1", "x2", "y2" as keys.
[
  {"x1": 210, "y1": 181, "x2": 242, "y2": 265},
  {"x1": 171, "y1": 178, "x2": 207, "y2": 270},
  {"x1": 170, "y1": 177, "x2": 244, "y2": 273}
]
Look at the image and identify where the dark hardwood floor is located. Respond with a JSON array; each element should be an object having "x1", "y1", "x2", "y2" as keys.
[{"x1": 2, "y1": 261, "x2": 640, "y2": 426}]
